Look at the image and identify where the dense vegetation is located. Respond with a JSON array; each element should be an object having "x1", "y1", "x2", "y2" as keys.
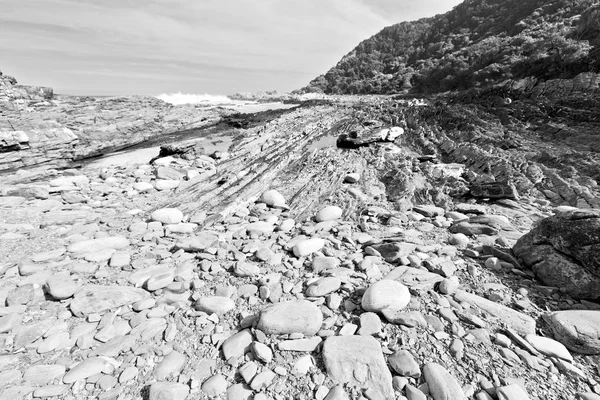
[{"x1": 301, "y1": 0, "x2": 600, "y2": 94}]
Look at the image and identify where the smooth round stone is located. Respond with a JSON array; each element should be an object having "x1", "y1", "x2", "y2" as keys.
[
  {"x1": 194, "y1": 296, "x2": 235, "y2": 315},
  {"x1": 46, "y1": 274, "x2": 77, "y2": 300},
  {"x1": 485, "y1": 257, "x2": 502, "y2": 271},
  {"x1": 438, "y1": 278, "x2": 459, "y2": 295},
  {"x1": 251, "y1": 341, "x2": 273, "y2": 363},
  {"x1": 257, "y1": 300, "x2": 323, "y2": 336},
  {"x1": 146, "y1": 270, "x2": 175, "y2": 291},
  {"x1": 154, "y1": 351, "x2": 186, "y2": 380},
  {"x1": 305, "y1": 277, "x2": 341, "y2": 297},
  {"x1": 151, "y1": 208, "x2": 183, "y2": 224},
  {"x1": 389, "y1": 350, "x2": 421, "y2": 378},
  {"x1": 525, "y1": 334, "x2": 573, "y2": 361},
  {"x1": 279, "y1": 219, "x2": 295, "y2": 232},
  {"x1": 312, "y1": 256, "x2": 340, "y2": 273},
  {"x1": 222, "y1": 330, "x2": 254, "y2": 360},
  {"x1": 246, "y1": 221, "x2": 274, "y2": 236},
  {"x1": 260, "y1": 190, "x2": 286, "y2": 207},
  {"x1": 227, "y1": 384, "x2": 253, "y2": 400},
  {"x1": 361, "y1": 280, "x2": 410, "y2": 315},
  {"x1": 154, "y1": 179, "x2": 180, "y2": 190},
  {"x1": 201, "y1": 374, "x2": 227, "y2": 397},
  {"x1": 315, "y1": 206, "x2": 343, "y2": 222},
  {"x1": 119, "y1": 366, "x2": 139, "y2": 383},
  {"x1": 293, "y1": 238, "x2": 325, "y2": 258},
  {"x1": 423, "y1": 362, "x2": 467, "y2": 400},
  {"x1": 449, "y1": 233, "x2": 469, "y2": 247},
  {"x1": 255, "y1": 247, "x2": 275, "y2": 262},
  {"x1": 133, "y1": 182, "x2": 153, "y2": 192},
  {"x1": 148, "y1": 382, "x2": 190, "y2": 400},
  {"x1": 110, "y1": 251, "x2": 131, "y2": 268}
]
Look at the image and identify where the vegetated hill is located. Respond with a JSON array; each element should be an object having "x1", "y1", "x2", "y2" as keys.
[{"x1": 301, "y1": 0, "x2": 600, "y2": 94}]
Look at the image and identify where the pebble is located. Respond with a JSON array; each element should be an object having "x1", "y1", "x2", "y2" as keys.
[
  {"x1": 422, "y1": 363, "x2": 466, "y2": 400},
  {"x1": 239, "y1": 361, "x2": 258, "y2": 384},
  {"x1": 195, "y1": 296, "x2": 236, "y2": 314},
  {"x1": 226, "y1": 383, "x2": 253, "y2": 400},
  {"x1": 148, "y1": 382, "x2": 190, "y2": 400},
  {"x1": 250, "y1": 370, "x2": 276, "y2": 391},
  {"x1": 389, "y1": 350, "x2": 421, "y2": 378},
  {"x1": 202, "y1": 374, "x2": 228, "y2": 397},
  {"x1": 260, "y1": 189, "x2": 286, "y2": 207},
  {"x1": 361, "y1": 279, "x2": 411, "y2": 317},
  {"x1": 222, "y1": 330, "x2": 253, "y2": 360},
  {"x1": 257, "y1": 300, "x2": 323, "y2": 336},
  {"x1": 358, "y1": 312, "x2": 382, "y2": 336},
  {"x1": 316, "y1": 206, "x2": 343, "y2": 222},
  {"x1": 293, "y1": 238, "x2": 325, "y2": 257},
  {"x1": 154, "y1": 351, "x2": 186, "y2": 380},
  {"x1": 306, "y1": 277, "x2": 342, "y2": 297},
  {"x1": 251, "y1": 341, "x2": 273, "y2": 363},
  {"x1": 449, "y1": 233, "x2": 469, "y2": 247}
]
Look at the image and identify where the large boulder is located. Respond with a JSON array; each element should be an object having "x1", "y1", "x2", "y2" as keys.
[
  {"x1": 543, "y1": 310, "x2": 600, "y2": 354},
  {"x1": 513, "y1": 209, "x2": 600, "y2": 300}
]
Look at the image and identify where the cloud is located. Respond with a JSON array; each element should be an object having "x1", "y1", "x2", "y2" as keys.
[{"x1": 0, "y1": 0, "x2": 462, "y2": 95}]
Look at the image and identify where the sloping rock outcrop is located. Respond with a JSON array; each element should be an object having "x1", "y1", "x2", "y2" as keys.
[
  {"x1": 513, "y1": 209, "x2": 600, "y2": 300},
  {"x1": 0, "y1": 71, "x2": 228, "y2": 173}
]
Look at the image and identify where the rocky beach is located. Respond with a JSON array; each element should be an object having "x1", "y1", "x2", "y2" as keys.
[{"x1": 1, "y1": 63, "x2": 600, "y2": 400}]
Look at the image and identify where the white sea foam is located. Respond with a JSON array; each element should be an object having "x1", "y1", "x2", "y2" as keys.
[{"x1": 156, "y1": 92, "x2": 234, "y2": 105}]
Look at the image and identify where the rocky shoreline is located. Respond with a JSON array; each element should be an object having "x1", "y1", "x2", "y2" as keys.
[{"x1": 1, "y1": 72, "x2": 600, "y2": 400}]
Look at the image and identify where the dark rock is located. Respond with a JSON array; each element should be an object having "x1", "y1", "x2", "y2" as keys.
[
  {"x1": 470, "y1": 181, "x2": 519, "y2": 200},
  {"x1": 513, "y1": 209, "x2": 600, "y2": 300}
]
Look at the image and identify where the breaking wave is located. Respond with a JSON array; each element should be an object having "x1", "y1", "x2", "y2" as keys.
[{"x1": 156, "y1": 92, "x2": 234, "y2": 105}]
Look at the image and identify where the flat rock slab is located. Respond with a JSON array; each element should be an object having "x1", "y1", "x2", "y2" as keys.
[
  {"x1": 256, "y1": 300, "x2": 323, "y2": 336},
  {"x1": 322, "y1": 335, "x2": 393, "y2": 398},
  {"x1": 70, "y1": 285, "x2": 149, "y2": 317},
  {"x1": 454, "y1": 290, "x2": 535, "y2": 336},
  {"x1": 543, "y1": 310, "x2": 600, "y2": 354},
  {"x1": 67, "y1": 236, "x2": 129, "y2": 254}
]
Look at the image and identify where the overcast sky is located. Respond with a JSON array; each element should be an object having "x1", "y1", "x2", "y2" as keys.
[{"x1": 1, "y1": 0, "x2": 462, "y2": 96}]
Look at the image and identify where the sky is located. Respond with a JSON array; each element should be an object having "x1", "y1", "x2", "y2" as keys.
[{"x1": 1, "y1": 0, "x2": 463, "y2": 96}]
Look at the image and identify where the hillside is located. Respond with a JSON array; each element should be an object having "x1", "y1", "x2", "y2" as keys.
[{"x1": 301, "y1": 0, "x2": 600, "y2": 94}]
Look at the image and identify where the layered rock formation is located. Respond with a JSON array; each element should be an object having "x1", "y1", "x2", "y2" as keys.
[{"x1": 0, "y1": 70, "x2": 229, "y2": 173}]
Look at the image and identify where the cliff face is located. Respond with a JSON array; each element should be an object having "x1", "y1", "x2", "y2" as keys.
[{"x1": 302, "y1": 0, "x2": 600, "y2": 95}]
